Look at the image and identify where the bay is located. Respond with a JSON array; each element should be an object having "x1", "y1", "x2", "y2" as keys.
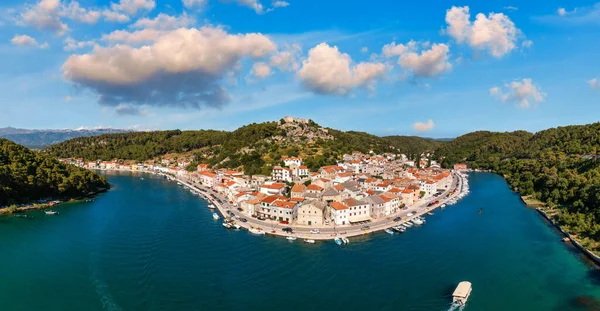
[{"x1": 1, "y1": 172, "x2": 599, "y2": 310}]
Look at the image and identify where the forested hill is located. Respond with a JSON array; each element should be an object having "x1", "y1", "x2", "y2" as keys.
[
  {"x1": 44, "y1": 118, "x2": 439, "y2": 173},
  {"x1": 436, "y1": 122, "x2": 600, "y2": 249},
  {"x1": 0, "y1": 139, "x2": 110, "y2": 206},
  {"x1": 0, "y1": 127, "x2": 129, "y2": 148}
]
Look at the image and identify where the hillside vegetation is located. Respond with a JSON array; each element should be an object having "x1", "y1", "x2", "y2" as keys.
[{"x1": 0, "y1": 139, "x2": 109, "y2": 206}]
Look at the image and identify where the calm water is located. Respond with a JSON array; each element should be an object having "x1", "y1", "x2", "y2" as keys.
[{"x1": 1, "y1": 172, "x2": 600, "y2": 311}]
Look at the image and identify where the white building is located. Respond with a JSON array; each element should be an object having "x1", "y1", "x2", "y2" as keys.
[
  {"x1": 271, "y1": 166, "x2": 292, "y2": 182},
  {"x1": 283, "y1": 157, "x2": 302, "y2": 167},
  {"x1": 329, "y1": 202, "x2": 349, "y2": 225},
  {"x1": 343, "y1": 198, "x2": 371, "y2": 223}
]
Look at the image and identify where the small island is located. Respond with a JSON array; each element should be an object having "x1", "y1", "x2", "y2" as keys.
[{"x1": 0, "y1": 138, "x2": 110, "y2": 215}]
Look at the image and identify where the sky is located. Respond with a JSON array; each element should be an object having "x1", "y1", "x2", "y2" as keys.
[{"x1": 0, "y1": 0, "x2": 599, "y2": 138}]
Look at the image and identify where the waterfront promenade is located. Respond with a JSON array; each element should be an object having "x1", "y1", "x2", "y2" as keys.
[{"x1": 173, "y1": 172, "x2": 466, "y2": 241}]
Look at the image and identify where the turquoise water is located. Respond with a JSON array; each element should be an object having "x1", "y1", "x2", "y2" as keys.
[{"x1": 1, "y1": 172, "x2": 599, "y2": 310}]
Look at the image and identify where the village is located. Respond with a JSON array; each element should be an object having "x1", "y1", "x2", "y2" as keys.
[{"x1": 62, "y1": 152, "x2": 469, "y2": 232}]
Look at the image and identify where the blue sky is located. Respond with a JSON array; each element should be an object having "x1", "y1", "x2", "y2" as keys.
[{"x1": 0, "y1": 0, "x2": 599, "y2": 138}]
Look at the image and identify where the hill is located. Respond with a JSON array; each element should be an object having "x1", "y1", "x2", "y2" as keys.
[
  {"x1": 0, "y1": 138, "x2": 110, "y2": 207},
  {"x1": 44, "y1": 117, "x2": 439, "y2": 174},
  {"x1": 0, "y1": 127, "x2": 130, "y2": 148}
]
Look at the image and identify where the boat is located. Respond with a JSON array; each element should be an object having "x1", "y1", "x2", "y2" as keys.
[
  {"x1": 441, "y1": 204, "x2": 446, "y2": 208},
  {"x1": 208, "y1": 204, "x2": 216, "y2": 209},
  {"x1": 392, "y1": 226, "x2": 405, "y2": 233},
  {"x1": 334, "y1": 237, "x2": 343, "y2": 245},
  {"x1": 45, "y1": 210, "x2": 59, "y2": 215},
  {"x1": 479, "y1": 208, "x2": 483, "y2": 214},
  {"x1": 232, "y1": 224, "x2": 242, "y2": 229},
  {"x1": 249, "y1": 228, "x2": 265, "y2": 235},
  {"x1": 385, "y1": 229, "x2": 394, "y2": 235},
  {"x1": 452, "y1": 281, "x2": 472, "y2": 306},
  {"x1": 341, "y1": 237, "x2": 350, "y2": 244},
  {"x1": 222, "y1": 222, "x2": 232, "y2": 229},
  {"x1": 212, "y1": 212, "x2": 220, "y2": 220},
  {"x1": 412, "y1": 218, "x2": 424, "y2": 225},
  {"x1": 403, "y1": 221, "x2": 413, "y2": 227},
  {"x1": 427, "y1": 212, "x2": 434, "y2": 216},
  {"x1": 286, "y1": 236, "x2": 297, "y2": 241},
  {"x1": 304, "y1": 239, "x2": 316, "y2": 244}
]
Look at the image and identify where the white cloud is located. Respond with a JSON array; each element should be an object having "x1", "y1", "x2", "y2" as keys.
[
  {"x1": 62, "y1": 1, "x2": 101, "y2": 24},
  {"x1": 398, "y1": 43, "x2": 451, "y2": 77},
  {"x1": 102, "y1": 29, "x2": 165, "y2": 44},
  {"x1": 102, "y1": 9, "x2": 130, "y2": 22},
  {"x1": 444, "y1": 6, "x2": 524, "y2": 58},
  {"x1": 64, "y1": 95, "x2": 72, "y2": 102},
  {"x1": 588, "y1": 78, "x2": 599, "y2": 89},
  {"x1": 64, "y1": 36, "x2": 95, "y2": 51},
  {"x1": 533, "y1": 4, "x2": 599, "y2": 25},
  {"x1": 490, "y1": 78, "x2": 546, "y2": 108},
  {"x1": 250, "y1": 62, "x2": 272, "y2": 79},
  {"x1": 62, "y1": 26, "x2": 277, "y2": 109},
  {"x1": 20, "y1": 0, "x2": 68, "y2": 35},
  {"x1": 504, "y1": 6, "x2": 518, "y2": 11},
  {"x1": 222, "y1": 0, "x2": 264, "y2": 14},
  {"x1": 110, "y1": 0, "x2": 155, "y2": 15},
  {"x1": 272, "y1": 1, "x2": 289, "y2": 8},
  {"x1": 557, "y1": 8, "x2": 576, "y2": 16},
  {"x1": 360, "y1": 46, "x2": 368, "y2": 53},
  {"x1": 131, "y1": 13, "x2": 195, "y2": 30},
  {"x1": 269, "y1": 43, "x2": 301, "y2": 71},
  {"x1": 381, "y1": 40, "x2": 418, "y2": 58},
  {"x1": 521, "y1": 39, "x2": 533, "y2": 49},
  {"x1": 182, "y1": 0, "x2": 207, "y2": 9},
  {"x1": 413, "y1": 119, "x2": 434, "y2": 132},
  {"x1": 10, "y1": 34, "x2": 49, "y2": 48},
  {"x1": 297, "y1": 43, "x2": 386, "y2": 95}
]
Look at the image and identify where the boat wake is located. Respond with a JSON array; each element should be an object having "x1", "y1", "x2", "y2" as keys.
[
  {"x1": 446, "y1": 302, "x2": 465, "y2": 311},
  {"x1": 89, "y1": 258, "x2": 123, "y2": 311}
]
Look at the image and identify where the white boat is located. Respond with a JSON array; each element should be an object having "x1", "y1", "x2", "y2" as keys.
[
  {"x1": 403, "y1": 221, "x2": 413, "y2": 227},
  {"x1": 304, "y1": 239, "x2": 316, "y2": 244},
  {"x1": 385, "y1": 229, "x2": 394, "y2": 235},
  {"x1": 334, "y1": 237, "x2": 343, "y2": 245},
  {"x1": 452, "y1": 281, "x2": 472, "y2": 305},
  {"x1": 208, "y1": 204, "x2": 216, "y2": 209},
  {"x1": 222, "y1": 222, "x2": 232, "y2": 229},
  {"x1": 45, "y1": 210, "x2": 59, "y2": 215},
  {"x1": 341, "y1": 237, "x2": 350, "y2": 244},
  {"x1": 412, "y1": 218, "x2": 424, "y2": 225},
  {"x1": 249, "y1": 228, "x2": 265, "y2": 235},
  {"x1": 286, "y1": 236, "x2": 297, "y2": 241},
  {"x1": 392, "y1": 226, "x2": 405, "y2": 233},
  {"x1": 407, "y1": 212, "x2": 414, "y2": 217},
  {"x1": 232, "y1": 224, "x2": 241, "y2": 229},
  {"x1": 212, "y1": 212, "x2": 220, "y2": 220},
  {"x1": 441, "y1": 204, "x2": 446, "y2": 208}
]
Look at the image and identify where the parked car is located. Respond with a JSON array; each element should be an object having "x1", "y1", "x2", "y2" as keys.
[
  {"x1": 407, "y1": 213, "x2": 414, "y2": 217},
  {"x1": 279, "y1": 220, "x2": 289, "y2": 225},
  {"x1": 393, "y1": 217, "x2": 401, "y2": 222},
  {"x1": 361, "y1": 225, "x2": 370, "y2": 231},
  {"x1": 309, "y1": 229, "x2": 320, "y2": 234},
  {"x1": 239, "y1": 218, "x2": 248, "y2": 222},
  {"x1": 226, "y1": 211, "x2": 235, "y2": 217},
  {"x1": 257, "y1": 216, "x2": 266, "y2": 221},
  {"x1": 282, "y1": 227, "x2": 293, "y2": 233},
  {"x1": 237, "y1": 207, "x2": 243, "y2": 212},
  {"x1": 324, "y1": 220, "x2": 330, "y2": 225}
]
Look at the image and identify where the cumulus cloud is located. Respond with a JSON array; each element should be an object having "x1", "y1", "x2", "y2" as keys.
[
  {"x1": 588, "y1": 78, "x2": 599, "y2": 89},
  {"x1": 62, "y1": 1, "x2": 101, "y2": 24},
  {"x1": 102, "y1": 9, "x2": 130, "y2": 22},
  {"x1": 413, "y1": 119, "x2": 434, "y2": 132},
  {"x1": 272, "y1": 1, "x2": 289, "y2": 8},
  {"x1": 62, "y1": 27, "x2": 277, "y2": 110},
  {"x1": 382, "y1": 41, "x2": 451, "y2": 77},
  {"x1": 297, "y1": 43, "x2": 386, "y2": 95},
  {"x1": 20, "y1": 0, "x2": 68, "y2": 35},
  {"x1": 250, "y1": 62, "x2": 272, "y2": 79},
  {"x1": 11, "y1": 34, "x2": 49, "y2": 48},
  {"x1": 110, "y1": 0, "x2": 155, "y2": 15},
  {"x1": 102, "y1": 28, "x2": 165, "y2": 44},
  {"x1": 521, "y1": 39, "x2": 533, "y2": 49},
  {"x1": 360, "y1": 46, "x2": 368, "y2": 53},
  {"x1": 444, "y1": 6, "x2": 524, "y2": 58},
  {"x1": 557, "y1": 8, "x2": 576, "y2": 16},
  {"x1": 490, "y1": 78, "x2": 546, "y2": 108},
  {"x1": 182, "y1": 0, "x2": 207, "y2": 9},
  {"x1": 131, "y1": 13, "x2": 195, "y2": 30},
  {"x1": 223, "y1": 0, "x2": 264, "y2": 14},
  {"x1": 115, "y1": 104, "x2": 147, "y2": 116},
  {"x1": 269, "y1": 43, "x2": 301, "y2": 71},
  {"x1": 533, "y1": 3, "x2": 600, "y2": 25}
]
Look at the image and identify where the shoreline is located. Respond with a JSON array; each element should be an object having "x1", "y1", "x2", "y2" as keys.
[
  {"x1": 0, "y1": 188, "x2": 109, "y2": 217},
  {"x1": 94, "y1": 167, "x2": 468, "y2": 241}
]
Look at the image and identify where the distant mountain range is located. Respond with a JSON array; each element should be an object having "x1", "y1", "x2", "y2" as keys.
[{"x1": 0, "y1": 127, "x2": 130, "y2": 148}]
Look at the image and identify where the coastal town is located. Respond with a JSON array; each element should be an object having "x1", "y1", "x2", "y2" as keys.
[{"x1": 60, "y1": 152, "x2": 470, "y2": 241}]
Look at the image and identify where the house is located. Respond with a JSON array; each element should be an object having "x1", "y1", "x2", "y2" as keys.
[
  {"x1": 343, "y1": 198, "x2": 371, "y2": 223},
  {"x1": 197, "y1": 164, "x2": 209, "y2": 172},
  {"x1": 271, "y1": 200, "x2": 298, "y2": 222},
  {"x1": 297, "y1": 165, "x2": 309, "y2": 177},
  {"x1": 363, "y1": 195, "x2": 386, "y2": 218},
  {"x1": 297, "y1": 200, "x2": 326, "y2": 226},
  {"x1": 290, "y1": 184, "x2": 306, "y2": 198},
  {"x1": 380, "y1": 193, "x2": 400, "y2": 215},
  {"x1": 420, "y1": 180, "x2": 437, "y2": 198},
  {"x1": 329, "y1": 202, "x2": 349, "y2": 225},
  {"x1": 321, "y1": 187, "x2": 344, "y2": 204},
  {"x1": 242, "y1": 198, "x2": 261, "y2": 216},
  {"x1": 199, "y1": 171, "x2": 220, "y2": 188},
  {"x1": 400, "y1": 188, "x2": 416, "y2": 206},
  {"x1": 257, "y1": 195, "x2": 287, "y2": 219},
  {"x1": 271, "y1": 166, "x2": 292, "y2": 182},
  {"x1": 305, "y1": 184, "x2": 324, "y2": 195},
  {"x1": 454, "y1": 163, "x2": 468, "y2": 171},
  {"x1": 283, "y1": 157, "x2": 302, "y2": 167},
  {"x1": 260, "y1": 183, "x2": 287, "y2": 195},
  {"x1": 313, "y1": 178, "x2": 332, "y2": 189}
]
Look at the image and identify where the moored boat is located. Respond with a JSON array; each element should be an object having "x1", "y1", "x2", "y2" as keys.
[
  {"x1": 249, "y1": 228, "x2": 265, "y2": 235},
  {"x1": 385, "y1": 229, "x2": 394, "y2": 235},
  {"x1": 412, "y1": 218, "x2": 424, "y2": 225},
  {"x1": 452, "y1": 281, "x2": 472, "y2": 306},
  {"x1": 334, "y1": 237, "x2": 343, "y2": 245},
  {"x1": 212, "y1": 212, "x2": 220, "y2": 220},
  {"x1": 403, "y1": 221, "x2": 413, "y2": 227},
  {"x1": 341, "y1": 237, "x2": 350, "y2": 244},
  {"x1": 232, "y1": 224, "x2": 241, "y2": 229},
  {"x1": 286, "y1": 236, "x2": 297, "y2": 241},
  {"x1": 427, "y1": 212, "x2": 434, "y2": 215},
  {"x1": 45, "y1": 210, "x2": 59, "y2": 215},
  {"x1": 304, "y1": 239, "x2": 316, "y2": 244},
  {"x1": 392, "y1": 226, "x2": 405, "y2": 233},
  {"x1": 222, "y1": 222, "x2": 232, "y2": 229},
  {"x1": 208, "y1": 204, "x2": 216, "y2": 209}
]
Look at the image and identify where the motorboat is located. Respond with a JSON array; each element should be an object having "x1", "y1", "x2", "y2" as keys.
[
  {"x1": 427, "y1": 212, "x2": 434, "y2": 216},
  {"x1": 407, "y1": 212, "x2": 414, "y2": 217},
  {"x1": 441, "y1": 204, "x2": 446, "y2": 208},
  {"x1": 249, "y1": 228, "x2": 265, "y2": 235},
  {"x1": 212, "y1": 212, "x2": 220, "y2": 220},
  {"x1": 286, "y1": 236, "x2": 297, "y2": 241},
  {"x1": 417, "y1": 216, "x2": 426, "y2": 223},
  {"x1": 412, "y1": 218, "x2": 424, "y2": 225},
  {"x1": 341, "y1": 237, "x2": 350, "y2": 244},
  {"x1": 392, "y1": 226, "x2": 405, "y2": 233},
  {"x1": 222, "y1": 222, "x2": 232, "y2": 229},
  {"x1": 45, "y1": 210, "x2": 59, "y2": 215},
  {"x1": 334, "y1": 237, "x2": 343, "y2": 245},
  {"x1": 452, "y1": 281, "x2": 472, "y2": 305},
  {"x1": 208, "y1": 204, "x2": 216, "y2": 209},
  {"x1": 304, "y1": 239, "x2": 316, "y2": 244},
  {"x1": 403, "y1": 221, "x2": 413, "y2": 227},
  {"x1": 232, "y1": 224, "x2": 241, "y2": 229},
  {"x1": 385, "y1": 229, "x2": 394, "y2": 235}
]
